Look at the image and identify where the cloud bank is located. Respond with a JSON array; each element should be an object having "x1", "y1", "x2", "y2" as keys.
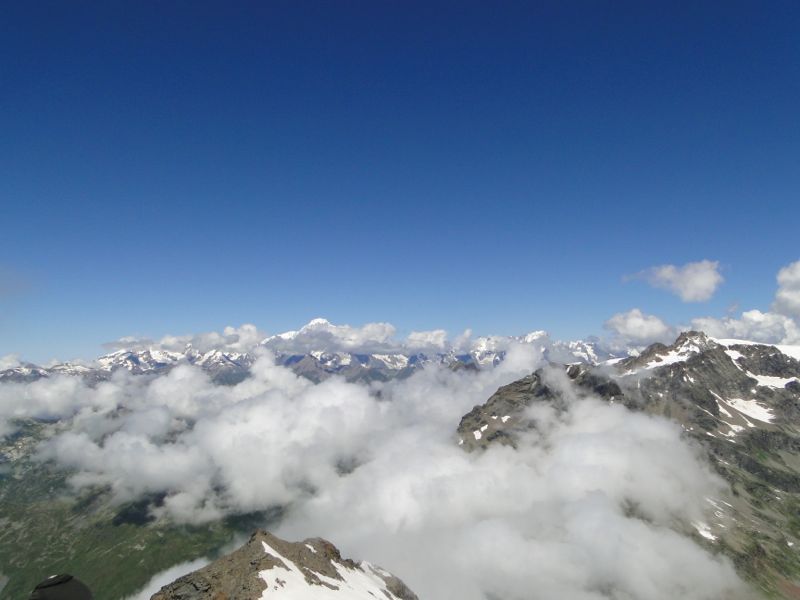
[
  {"x1": 279, "y1": 367, "x2": 743, "y2": 600},
  {"x1": 613, "y1": 259, "x2": 800, "y2": 347},
  {"x1": 632, "y1": 260, "x2": 723, "y2": 302},
  {"x1": 692, "y1": 309, "x2": 800, "y2": 345},
  {"x1": 0, "y1": 342, "x2": 748, "y2": 599},
  {"x1": 684, "y1": 259, "x2": 800, "y2": 345}
]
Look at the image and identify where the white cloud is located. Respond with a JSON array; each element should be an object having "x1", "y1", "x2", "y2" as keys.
[
  {"x1": 104, "y1": 324, "x2": 266, "y2": 355},
  {"x1": 405, "y1": 329, "x2": 448, "y2": 351},
  {"x1": 687, "y1": 260, "x2": 800, "y2": 345},
  {"x1": 633, "y1": 260, "x2": 723, "y2": 302},
  {"x1": 0, "y1": 354, "x2": 19, "y2": 370},
  {"x1": 0, "y1": 346, "x2": 747, "y2": 599},
  {"x1": 452, "y1": 328, "x2": 473, "y2": 352},
  {"x1": 604, "y1": 309, "x2": 674, "y2": 346},
  {"x1": 92, "y1": 318, "x2": 607, "y2": 367},
  {"x1": 261, "y1": 318, "x2": 399, "y2": 354},
  {"x1": 691, "y1": 309, "x2": 800, "y2": 345},
  {"x1": 774, "y1": 259, "x2": 800, "y2": 318},
  {"x1": 278, "y1": 365, "x2": 743, "y2": 600}
]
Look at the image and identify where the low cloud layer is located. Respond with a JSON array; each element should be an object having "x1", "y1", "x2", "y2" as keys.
[
  {"x1": 1, "y1": 343, "x2": 747, "y2": 599},
  {"x1": 631, "y1": 260, "x2": 723, "y2": 302},
  {"x1": 280, "y1": 392, "x2": 742, "y2": 599}
]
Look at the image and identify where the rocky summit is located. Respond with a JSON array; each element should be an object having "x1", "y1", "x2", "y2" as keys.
[
  {"x1": 151, "y1": 530, "x2": 418, "y2": 600},
  {"x1": 456, "y1": 331, "x2": 800, "y2": 597}
]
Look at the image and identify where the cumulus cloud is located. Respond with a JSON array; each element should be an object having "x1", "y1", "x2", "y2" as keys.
[
  {"x1": 631, "y1": 260, "x2": 723, "y2": 302},
  {"x1": 0, "y1": 342, "x2": 748, "y2": 599},
  {"x1": 103, "y1": 324, "x2": 266, "y2": 355},
  {"x1": 0, "y1": 354, "x2": 20, "y2": 370},
  {"x1": 686, "y1": 260, "x2": 800, "y2": 345},
  {"x1": 692, "y1": 309, "x2": 800, "y2": 345},
  {"x1": 774, "y1": 259, "x2": 800, "y2": 318},
  {"x1": 261, "y1": 318, "x2": 401, "y2": 355},
  {"x1": 405, "y1": 329, "x2": 448, "y2": 351},
  {"x1": 604, "y1": 309, "x2": 675, "y2": 346}
]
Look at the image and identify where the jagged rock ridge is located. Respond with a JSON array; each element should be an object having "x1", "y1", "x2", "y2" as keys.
[
  {"x1": 151, "y1": 530, "x2": 417, "y2": 600},
  {"x1": 456, "y1": 331, "x2": 800, "y2": 597}
]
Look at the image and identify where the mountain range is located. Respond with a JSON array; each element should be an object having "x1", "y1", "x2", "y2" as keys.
[
  {"x1": 0, "y1": 318, "x2": 615, "y2": 385},
  {"x1": 4, "y1": 325, "x2": 800, "y2": 598},
  {"x1": 145, "y1": 329, "x2": 800, "y2": 599}
]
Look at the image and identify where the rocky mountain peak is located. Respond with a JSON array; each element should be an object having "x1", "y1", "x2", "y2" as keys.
[
  {"x1": 453, "y1": 331, "x2": 800, "y2": 596},
  {"x1": 150, "y1": 530, "x2": 417, "y2": 600},
  {"x1": 618, "y1": 330, "x2": 715, "y2": 374}
]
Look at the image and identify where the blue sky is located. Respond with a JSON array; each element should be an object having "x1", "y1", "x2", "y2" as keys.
[{"x1": 1, "y1": 1, "x2": 799, "y2": 362}]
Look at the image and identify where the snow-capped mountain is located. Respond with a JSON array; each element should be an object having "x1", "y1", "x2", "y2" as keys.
[
  {"x1": 151, "y1": 530, "x2": 417, "y2": 600},
  {"x1": 460, "y1": 330, "x2": 800, "y2": 451},
  {"x1": 0, "y1": 319, "x2": 618, "y2": 384},
  {"x1": 456, "y1": 330, "x2": 800, "y2": 597}
]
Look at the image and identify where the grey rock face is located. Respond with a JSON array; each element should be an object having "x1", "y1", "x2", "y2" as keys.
[
  {"x1": 457, "y1": 373, "x2": 560, "y2": 452},
  {"x1": 456, "y1": 331, "x2": 800, "y2": 597},
  {"x1": 456, "y1": 365, "x2": 624, "y2": 452},
  {"x1": 727, "y1": 343, "x2": 800, "y2": 379},
  {"x1": 150, "y1": 530, "x2": 418, "y2": 600}
]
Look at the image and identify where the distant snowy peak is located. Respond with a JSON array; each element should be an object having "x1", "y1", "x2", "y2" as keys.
[
  {"x1": 371, "y1": 353, "x2": 410, "y2": 370},
  {"x1": 564, "y1": 340, "x2": 600, "y2": 364},
  {"x1": 97, "y1": 348, "x2": 185, "y2": 372},
  {"x1": 151, "y1": 530, "x2": 418, "y2": 600},
  {"x1": 260, "y1": 318, "x2": 332, "y2": 344},
  {"x1": 95, "y1": 346, "x2": 250, "y2": 373},
  {"x1": 0, "y1": 319, "x2": 623, "y2": 385},
  {"x1": 263, "y1": 330, "x2": 299, "y2": 343}
]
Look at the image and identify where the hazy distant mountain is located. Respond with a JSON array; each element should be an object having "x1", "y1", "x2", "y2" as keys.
[{"x1": 0, "y1": 319, "x2": 619, "y2": 385}]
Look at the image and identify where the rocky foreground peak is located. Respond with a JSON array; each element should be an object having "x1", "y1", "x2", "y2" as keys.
[
  {"x1": 150, "y1": 530, "x2": 418, "y2": 600},
  {"x1": 455, "y1": 332, "x2": 800, "y2": 597}
]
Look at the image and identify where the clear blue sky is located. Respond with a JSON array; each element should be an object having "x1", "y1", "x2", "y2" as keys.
[{"x1": 1, "y1": 1, "x2": 798, "y2": 362}]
